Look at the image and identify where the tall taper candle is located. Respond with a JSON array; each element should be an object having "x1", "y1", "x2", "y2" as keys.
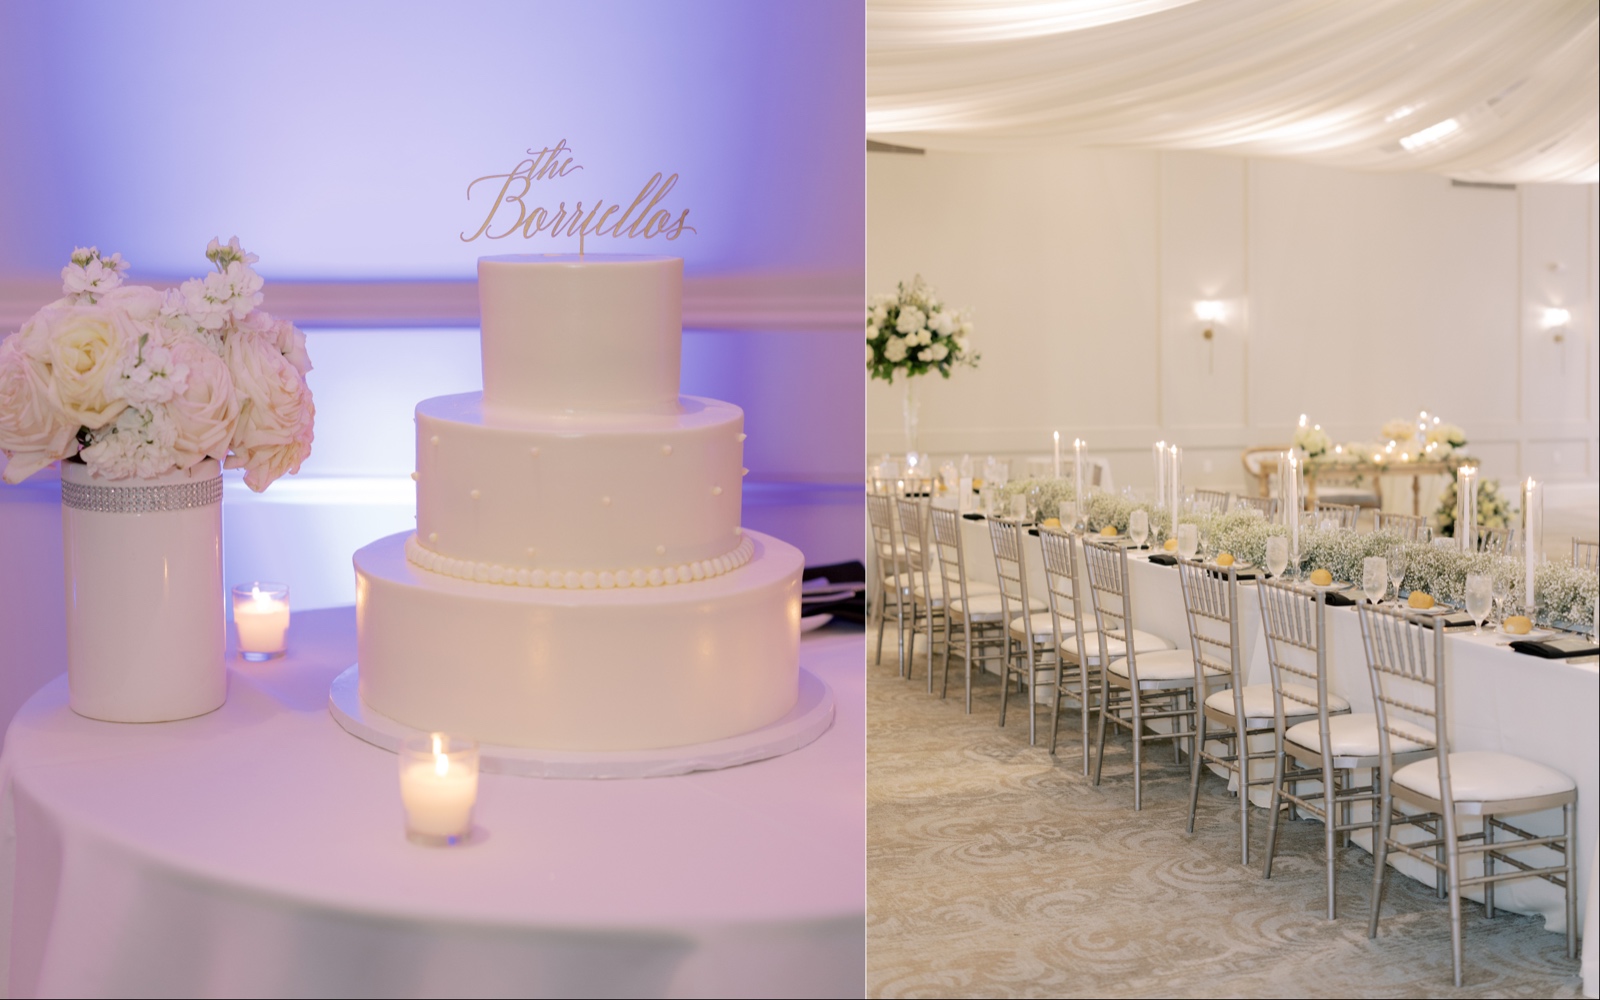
[
  {"x1": 1457, "y1": 466, "x2": 1478, "y2": 553},
  {"x1": 1073, "y1": 438, "x2": 1086, "y2": 525},
  {"x1": 1524, "y1": 477, "x2": 1540, "y2": 612},
  {"x1": 1054, "y1": 431, "x2": 1061, "y2": 479},
  {"x1": 1154, "y1": 442, "x2": 1166, "y2": 511}
]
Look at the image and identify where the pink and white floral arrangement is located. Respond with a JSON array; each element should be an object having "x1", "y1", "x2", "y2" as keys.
[{"x1": 0, "y1": 239, "x2": 313, "y2": 491}]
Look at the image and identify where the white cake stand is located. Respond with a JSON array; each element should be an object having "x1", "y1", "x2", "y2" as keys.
[{"x1": 328, "y1": 664, "x2": 835, "y2": 779}]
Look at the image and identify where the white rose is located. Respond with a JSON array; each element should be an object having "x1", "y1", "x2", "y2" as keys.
[
  {"x1": 928, "y1": 312, "x2": 954, "y2": 336},
  {"x1": 927, "y1": 343, "x2": 949, "y2": 361},
  {"x1": 25, "y1": 303, "x2": 140, "y2": 430},
  {"x1": 225, "y1": 332, "x2": 314, "y2": 492},
  {"x1": 0, "y1": 337, "x2": 77, "y2": 483},
  {"x1": 866, "y1": 321, "x2": 878, "y2": 341},
  {"x1": 884, "y1": 337, "x2": 909, "y2": 362},
  {"x1": 916, "y1": 329, "x2": 934, "y2": 346},
  {"x1": 953, "y1": 334, "x2": 969, "y2": 354},
  {"x1": 870, "y1": 305, "x2": 888, "y2": 325},
  {"x1": 239, "y1": 311, "x2": 312, "y2": 375},
  {"x1": 895, "y1": 307, "x2": 925, "y2": 335},
  {"x1": 166, "y1": 335, "x2": 239, "y2": 468}
]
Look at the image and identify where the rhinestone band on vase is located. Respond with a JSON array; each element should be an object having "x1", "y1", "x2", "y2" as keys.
[
  {"x1": 61, "y1": 474, "x2": 224, "y2": 513},
  {"x1": 405, "y1": 534, "x2": 756, "y2": 589}
]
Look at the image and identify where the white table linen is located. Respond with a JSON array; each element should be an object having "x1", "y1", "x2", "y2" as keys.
[
  {"x1": 953, "y1": 512, "x2": 1595, "y2": 949},
  {"x1": 0, "y1": 607, "x2": 864, "y2": 999}
]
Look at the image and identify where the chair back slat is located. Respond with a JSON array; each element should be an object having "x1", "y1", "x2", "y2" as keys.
[
  {"x1": 1039, "y1": 528, "x2": 1087, "y2": 664},
  {"x1": 988, "y1": 518, "x2": 1034, "y2": 656},
  {"x1": 1375, "y1": 511, "x2": 1428, "y2": 541},
  {"x1": 1574, "y1": 538, "x2": 1599, "y2": 570},
  {"x1": 929, "y1": 507, "x2": 969, "y2": 610},
  {"x1": 1081, "y1": 538, "x2": 1136, "y2": 676},
  {"x1": 1476, "y1": 525, "x2": 1516, "y2": 554},
  {"x1": 1176, "y1": 559, "x2": 1240, "y2": 685},
  {"x1": 1357, "y1": 604, "x2": 1450, "y2": 802},
  {"x1": 1257, "y1": 579, "x2": 1329, "y2": 719},
  {"x1": 1232, "y1": 495, "x2": 1280, "y2": 519},
  {"x1": 1312, "y1": 502, "x2": 1360, "y2": 529},
  {"x1": 895, "y1": 497, "x2": 934, "y2": 601},
  {"x1": 1192, "y1": 488, "x2": 1229, "y2": 514}
]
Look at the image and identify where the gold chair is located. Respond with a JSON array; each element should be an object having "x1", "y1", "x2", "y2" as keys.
[
  {"x1": 1083, "y1": 539, "x2": 1195, "y2": 809},
  {"x1": 1359, "y1": 603, "x2": 1578, "y2": 987}
]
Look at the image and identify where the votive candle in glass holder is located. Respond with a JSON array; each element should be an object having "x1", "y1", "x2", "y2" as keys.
[
  {"x1": 231, "y1": 582, "x2": 290, "y2": 661},
  {"x1": 399, "y1": 732, "x2": 479, "y2": 846}
]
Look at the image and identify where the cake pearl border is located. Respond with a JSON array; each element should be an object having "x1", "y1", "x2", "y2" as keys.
[{"x1": 404, "y1": 534, "x2": 757, "y2": 589}]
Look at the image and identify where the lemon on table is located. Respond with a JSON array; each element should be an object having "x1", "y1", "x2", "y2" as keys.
[
  {"x1": 1163, "y1": 538, "x2": 1178, "y2": 552},
  {"x1": 1215, "y1": 553, "x2": 1235, "y2": 567},
  {"x1": 1100, "y1": 525, "x2": 1119, "y2": 537},
  {"x1": 1042, "y1": 517, "x2": 1061, "y2": 529},
  {"x1": 1309, "y1": 568, "x2": 1333, "y2": 587},
  {"x1": 1503, "y1": 615, "x2": 1532, "y2": 635},
  {"x1": 1407, "y1": 591, "x2": 1436, "y2": 610}
]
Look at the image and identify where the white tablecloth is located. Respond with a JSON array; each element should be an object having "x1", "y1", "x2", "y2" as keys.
[
  {"x1": 0, "y1": 608, "x2": 864, "y2": 999},
  {"x1": 953, "y1": 513, "x2": 1594, "y2": 987}
]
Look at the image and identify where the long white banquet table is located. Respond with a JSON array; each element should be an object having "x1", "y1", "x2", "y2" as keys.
[
  {"x1": 0, "y1": 607, "x2": 864, "y2": 998},
  {"x1": 949, "y1": 509, "x2": 1596, "y2": 957}
]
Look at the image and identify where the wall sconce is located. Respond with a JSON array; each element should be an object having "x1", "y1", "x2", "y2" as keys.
[
  {"x1": 1194, "y1": 300, "x2": 1226, "y2": 375},
  {"x1": 1541, "y1": 307, "x2": 1570, "y2": 343}
]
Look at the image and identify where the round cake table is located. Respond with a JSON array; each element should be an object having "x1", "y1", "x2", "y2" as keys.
[{"x1": 0, "y1": 608, "x2": 864, "y2": 998}]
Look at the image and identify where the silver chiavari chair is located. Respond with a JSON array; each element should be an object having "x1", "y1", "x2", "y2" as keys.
[
  {"x1": 1039, "y1": 529, "x2": 1097, "y2": 770},
  {"x1": 1475, "y1": 524, "x2": 1516, "y2": 555},
  {"x1": 1259, "y1": 580, "x2": 1415, "y2": 918},
  {"x1": 1375, "y1": 511, "x2": 1429, "y2": 541},
  {"x1": 1574, "y1": 538, "x2": 1598, "y2": 570},
  {"x1": 1191, "y1": 488, "x2": 1230, "y2": 514},
  {"x1": 1231, "y1": 495, "x2": 1280, "y2": 520},
  {"x1": 1312, "y1": 501, "x2": 1359, "y2": 529},
  {"x1": 930, "y1": 507, "x2": 1008, "y2": 703},
  {"x1": 866, "y1": 493, "x2": 908, "y2": 674},
  {"x1": 988, "y1": 518, "x2": 1050, "y2": 740},
  {"x1": 1083, "y1": 539, "x2": 1194, "y2": 809},
  {"x1": 894, "y1": 496, "x2": 941, "y2": 685},
  {"x1": 1177, "y1": 559, "x2": 1334, "y2": 865},
  {"x1": 1359, "y1": 603, "x2": 1578, "y2": 988}
]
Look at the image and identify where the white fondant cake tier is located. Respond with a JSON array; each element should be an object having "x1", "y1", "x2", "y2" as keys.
[
  {"x1": 414, "y1": 392, "x2": 746, "y2": 572},
  {"x1": 354, "y1": 529, "x2": 803, "y2": 751},
  {"x1": 479, "y1": 254, "x2": 681, "y2": 418}
]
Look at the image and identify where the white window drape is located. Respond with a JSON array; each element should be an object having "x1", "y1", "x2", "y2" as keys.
[{"x1": 868, "y1": 0, "x2": 1598, "y2": 183}]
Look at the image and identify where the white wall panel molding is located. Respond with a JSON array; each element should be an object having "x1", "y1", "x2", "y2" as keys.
[{"x1": 0, "y1": 272, "x2": 862, "y2": 333}]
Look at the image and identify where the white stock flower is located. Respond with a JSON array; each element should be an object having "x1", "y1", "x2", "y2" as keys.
[
  {"x1": 0, "y1": 337, "x2": 77, "y2": 483},
  {"x1": 180, "y1": 261, "x2": 265, "y2": 331},
  {"x1": 59, "y1": 248, "x2": 130, "y2": 303},
  {"x1": 79, "y1": 405, "x2": 180, "y2": 481},
  {"x1": 205, "y1": 236, "x2": 260, "y2": 269},
  {"x1": 884, "y1": 336, "x2": 909, "y2": 362},
  {"x1": 895, "y1": 307, "x2": 926, "y2": 335},
  {"x1": 225, "y1": 331, "x2": 314, "y2": 492}
]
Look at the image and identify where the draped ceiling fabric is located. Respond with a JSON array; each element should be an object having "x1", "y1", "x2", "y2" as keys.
[{"x1": 868, "y1": 0, "x2": 1599, "y2": 183}]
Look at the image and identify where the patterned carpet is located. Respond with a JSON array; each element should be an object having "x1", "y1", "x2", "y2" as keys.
[{"x1": 866, "y1": 647, "x2": 1584, "y2": 998}]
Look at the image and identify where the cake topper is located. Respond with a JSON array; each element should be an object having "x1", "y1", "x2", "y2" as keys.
[{"x1": 461, "y1": 140, "x2": 695, "y2": 252}]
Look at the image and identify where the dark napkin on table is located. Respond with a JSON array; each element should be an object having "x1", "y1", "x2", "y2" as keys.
[
  {"x1": 962, "y1": 512, "x2": 985, "y2": 521},
  {"x1": 1438, "y1": 611, "x2": 1477, "y2": 630},
  {"x1": 1510, "y1": 636, "x2": 1600, "y2": 659},
  {"x1": 802, "y1": 561, "x2": 866, "y2": 624},
  {"x1": 1148, "y1": 553, "x2": 1178, "y2": 566},
  {"x1": 1322, "y1": 591, "x2": 1358, "y2": 607}
]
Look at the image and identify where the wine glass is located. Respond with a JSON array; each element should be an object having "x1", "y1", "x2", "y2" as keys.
[
  {"x1": 1465, "y1": 573, "x2": 1493, "y2": 635},
  {"x1": 1058, "y1": 501, "x2": 1074, "y2": 528},
  {"x1": 1491, "y1": 575, "x2": 1511, "y2": 627},
  {"x1": 1266, "y1": 536, "x2": 1289, "y2": 578},
  {"x1": 1362, "y1": 557, "x2": 1387, "y2": 605},
  {"x1": 1177, "y1": 523, "x2": 1199, "y2": 560},
  {"x1": 1388, "y1": 550, "x2": 1407, "y2": 600},
  {"x1": 1129, "y1": 509, "x2": 1149, "y2": 549}
]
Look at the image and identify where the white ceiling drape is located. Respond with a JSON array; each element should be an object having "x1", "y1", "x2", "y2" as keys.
[{"x1": 868, "y1": 0, "x2": 1598, "y2": 183}]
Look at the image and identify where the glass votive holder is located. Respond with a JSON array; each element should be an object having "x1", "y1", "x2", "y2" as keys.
[
  {"x1": 231, "y1": 582, "x2": 290, "y2": 661},
  {"x1": 399, "y1": 733, "x2": 479, "y2": 846}
]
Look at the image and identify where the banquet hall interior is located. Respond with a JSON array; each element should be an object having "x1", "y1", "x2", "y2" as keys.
[
  {"x1": 0, "y1": 2, "x2": 866, "y2": 997},
  {"x1": 865, "y1": 2, "x2": 1598, "y2": 997}
]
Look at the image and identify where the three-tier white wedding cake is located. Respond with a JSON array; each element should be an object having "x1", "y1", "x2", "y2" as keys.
[{"x1": 351, "y1": 254, "x2": 804, "y2": 752}]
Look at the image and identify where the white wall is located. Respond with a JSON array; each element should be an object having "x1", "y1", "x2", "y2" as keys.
[{"x1": 867, "y1": 147, "x2": 1598, "y2": 494}]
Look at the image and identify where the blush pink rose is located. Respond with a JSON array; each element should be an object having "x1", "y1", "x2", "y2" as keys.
[
  {"x1": 0, "y1": 336, "x2": 78, "y2": 483},
  {"x1": 166, "y1": 336, "x2": 239, "y2": 469},
  {"x1": 224, "y1": 331, "x2": 314, "y2": 492}
]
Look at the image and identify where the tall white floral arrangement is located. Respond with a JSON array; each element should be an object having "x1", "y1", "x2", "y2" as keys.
[
  {"x1": 0, "y1": 240, "x2": 314, "y2": 491},
  {"x1": 866, "y1": 276, "x2": 978, "y2": 382}
]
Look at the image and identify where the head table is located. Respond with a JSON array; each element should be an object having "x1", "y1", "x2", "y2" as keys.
[
  {"x1": 0, "y1": 607, "x2": 864, "y2": 999},
  {"x1": 942, "y1": 507, "x2": 1595, "y2": 991}
]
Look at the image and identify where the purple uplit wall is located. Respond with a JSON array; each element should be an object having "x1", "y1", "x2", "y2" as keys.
[
  {"x1": 0, "y1": 0, "x2": 863, "y2": 281},
  {"x1": 0, "y1": 1, "x2": 865, "y2": 612}
]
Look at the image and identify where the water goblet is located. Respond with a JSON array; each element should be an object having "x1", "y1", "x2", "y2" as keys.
[
  {"x1": 1465, "y1": 573, "x2": 1493, "y2": 635},
  {"x1": 1266, "y1": 536, "x2": 1289, "y2": 578},
  {"x1": 1492, "y1": 575, "x2": 1511, "y2": 626},
  {"x1": 1177, "y1": 523, "x2": 1199, "y2": 560},
  {"x1": 1362, "y1": 557, "x2": 1387, "y2": 605},
  {"x1": 1129, "y1": 509, "x2": 1149, "y2": 549}
]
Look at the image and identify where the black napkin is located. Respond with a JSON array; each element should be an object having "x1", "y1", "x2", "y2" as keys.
[
  {"x1": 1438, "y1": 612, "x2": 1476, "y2": 630},
  {"x1": 1510, "y1": 637, "x2": 1600, "y2": 659},
  {"x1": 961, "y1": 512, "x2": 985, "y2": 521},
  {"x1": 1148, "y1": 553, "x2": 1178, "y2": 566},
  {"x1": 801, "y1": 561, "x2": 865, "y2": 625},
  {"x1": 1322, "y1": 591, "x2": 1358, "y2": 607}
]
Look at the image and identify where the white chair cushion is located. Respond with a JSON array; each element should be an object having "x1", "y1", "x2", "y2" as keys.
[
  {"x1": 913, "y1": 578, "x2": 998, "y2": 597},
  {"x1": 1008, "y1": 612, "x2": 1069, "y2": 642},
  {"x1": 1205, "y1": 683, "x2": 1351, "y2": 727},
  {"x1": 950, "y1": 592, "x2": 1042, "y2": 621},
  {"x1": 1105, "y1": 647, "x2": 1195, "y2": 684},
  {"x1": 1393, "y1": 751, "x2": 1575, "y2": 803},
  {"x1": 1285, "y1": 712, "x2": 1430, "y2": 757},
  {"x1": 1064, "y1": 628, "x2": 1176, "y2": 665}
]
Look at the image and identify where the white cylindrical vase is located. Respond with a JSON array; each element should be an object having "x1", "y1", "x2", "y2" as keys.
[{"x1": 61, "y1": 459, "x2": 226, "y2": 723}]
